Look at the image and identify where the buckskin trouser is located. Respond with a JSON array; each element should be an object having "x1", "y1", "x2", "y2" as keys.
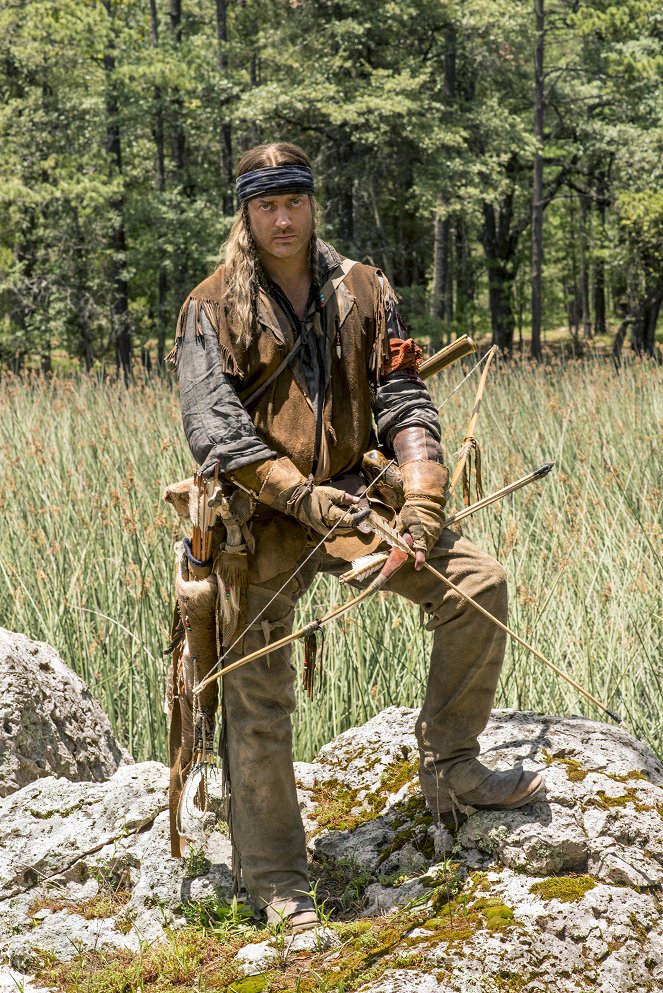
[{"x1": 222, "y1": 527, "x2": 508, "y2": 917}]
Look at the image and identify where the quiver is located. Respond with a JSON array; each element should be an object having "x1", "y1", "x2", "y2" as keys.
[{"x1": 167, "y1": 541, "x2": 219, "y2": 856}]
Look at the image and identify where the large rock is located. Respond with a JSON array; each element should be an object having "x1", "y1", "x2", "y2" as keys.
[
  {"x1": 297, "y1": 707, "x2": 663, "y2": 993},
  {"x1": 0, "y1": 695, "x2": 661, "y2": 993},
  {"x1": 0, "y1": 761, "x2": 233, "y2": 980},
  {"x1": 0, "y1": 628, "x2": 131, "y2": 797}
]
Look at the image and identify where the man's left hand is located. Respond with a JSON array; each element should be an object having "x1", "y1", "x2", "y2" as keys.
[{"x1": 399, "y1": 461, "x2": 449, "y2": 571}]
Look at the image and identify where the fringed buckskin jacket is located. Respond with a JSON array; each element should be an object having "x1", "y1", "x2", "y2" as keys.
[{"x1": 173, "y1": 239, "x2": 441, "y2": 577}]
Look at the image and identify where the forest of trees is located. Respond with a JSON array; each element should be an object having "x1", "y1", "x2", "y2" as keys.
[{"x1": 0, "y1": 0, "x2": 661, "y2": 375}]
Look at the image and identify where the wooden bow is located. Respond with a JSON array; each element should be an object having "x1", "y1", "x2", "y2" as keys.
[
  {"x1": 191, "y1": 466, "x2": 555, "y2": 695},
  {"x1": 449, "y1": 344, "x2": 499, "y2": 505}
]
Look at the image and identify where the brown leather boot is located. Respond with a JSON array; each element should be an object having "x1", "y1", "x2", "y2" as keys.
[{"x1": 434, "y1": 769, "x2": 545, "y2": 827}]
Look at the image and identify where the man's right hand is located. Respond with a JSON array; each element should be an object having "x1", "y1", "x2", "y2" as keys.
[
  {"x1": 231, "y1": 456, "x2": 360, "y2": 537},
  {"x1": 287, "y1": 482, "x2": 360, "y2": 536}
]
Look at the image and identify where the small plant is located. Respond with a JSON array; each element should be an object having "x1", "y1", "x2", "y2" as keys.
[
  {"x1": 430, "y1": 859, "x2": 466, "y2": 921},
  {"x1": 181, "y1": 895, "x2": 256, "y2": 935},
  {"x1": 268, "y1": 912, "x2": 291, "y2": 970},
  {"x1": 308, "y1": 878, "x2": 333, "y2": 929},
  {"x1": 183, "y1": 844, "x2": 209, "y2": 879}
]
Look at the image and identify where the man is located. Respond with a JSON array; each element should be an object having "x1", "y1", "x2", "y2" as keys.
[{"x1": 173, "y1": 141, "x2": 543, "y2": 931}]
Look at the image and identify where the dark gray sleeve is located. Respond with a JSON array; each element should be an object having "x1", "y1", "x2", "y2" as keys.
[
  {"x1": 371, "y1": 273, "x2": 441, "y2": 449},
  {"x1": 176, "y1": 306, "x2": 276, "y2": 473},
  {"x1": 372, "y1": 373, "x2": 441, "y2": 449}
]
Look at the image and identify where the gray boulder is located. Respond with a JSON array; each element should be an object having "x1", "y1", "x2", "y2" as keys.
[
  {"x1": 0, "y1": 628, "x2": 132, "y2": 797},
  {"x1": 0, "y1": 682, "x2": 661, "y2": 993},
  {"x1": 297, "y1": 707, "x2": 663, "y2": 993},
  {"x1": 0, "y1": 760, "x2": 234, "y2": 991}
]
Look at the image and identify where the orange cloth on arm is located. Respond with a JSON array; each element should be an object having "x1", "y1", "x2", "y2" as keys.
[{"x1": 384, "y1": 337, "x2": 422, "y2": 374}]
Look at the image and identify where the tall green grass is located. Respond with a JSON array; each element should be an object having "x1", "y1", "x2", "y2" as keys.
[{"x1": 1, "y1": 358, "x2": 660, "y2": 762}]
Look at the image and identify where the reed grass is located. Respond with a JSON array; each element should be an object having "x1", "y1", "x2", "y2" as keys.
[{"x1": 0, "y1": 357, "x2": 660, "y2": 763}]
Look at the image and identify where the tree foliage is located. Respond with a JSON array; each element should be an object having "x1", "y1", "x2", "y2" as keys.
[{"x1": 0, "y1": 0, "x2": 661, "y2": 370}]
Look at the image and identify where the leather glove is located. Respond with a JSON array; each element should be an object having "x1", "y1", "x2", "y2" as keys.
[
  {"x1": 399, "y1": 460, "x2": 449, "y2": 552},
  {"x1": 231, "y1": 456, "x2": 359, "y2": 537},
  {"x1": 393, "y1": 427, "x2": 448, "y2": 568}
]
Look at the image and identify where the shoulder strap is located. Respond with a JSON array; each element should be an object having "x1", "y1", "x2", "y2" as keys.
[
  {"x1": 242, "y1": 335, "x2": 302, "y2": 408},
  {"x1": 318, "y1": 257, "x2": 358, "y2": 305}
]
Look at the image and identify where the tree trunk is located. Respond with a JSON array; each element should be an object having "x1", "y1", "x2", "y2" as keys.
[
  {"x1": 611, "y1": 316, "x2": 631, "y2": 371},
  {"x1": 593, "y1": 171, "x2": 608, "y2": 335},
  {"x1": 150, "y1": 0, "x2": 168, "y2": 366},
  {"x1": 10, "y1": 231, "x2": 32, "y2": 367},
  {"x1": 215, "y1": 0, "x2": 234, "y2": 215},
  {"x1": 632, "y1": 283, "x2": 662, "y2": 356},
  {"x1": 481, "y1": 199, "x2": 518, "y2": 353},
  {"x1": 169, "y1": 0, "x2": 186, "y2": 182},
  {"x1": 430, "y1": 206, "x2": 452, "y2": 328},
  {"x1": 593, "y1": 250, "x2": 606, "y2": 336},
  {"x1": 248, "y1": 22, "x2": 260, "y2": 145},
  {"x1": 644, "y1": 293, "x2": 661, "y2": 356},
  {"x1": 566, "y1": 198, "x2": 580, "y2": 338},
  {"x1": 440, "y1": 23, "x2": 456, "y2": 338},
  {"x1": 40, "y1": 340, "x2": 52, "y2": 375},
  {"x1": 579, "y1": 194, "x2": 592, "y2": 339},
  {"x1": 429, "y1": 23, "x2": 458, "y2": 340},
  {"x1": 71, "y1": 208, "x2": 94, "y2": 371},
  {"x1": 455, "y1": 217, "x2": 474, "y2": 332},
  {"x1": 430, "y1": 213, "x2": 453, "y2": 344},
  {"x1": 486, "y1": 262, "x2": 516, "y2": 352},
  {"x1": 530, "y1": 0, "x2": 544, "y2": 361},
  {"x1": 102, "y1": 0, "x2": 131, "y2": 379}
]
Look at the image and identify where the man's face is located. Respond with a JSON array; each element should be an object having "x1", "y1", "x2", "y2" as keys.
[{"x1": 247, "y1": 193, "x2": 313, "y2": 263}]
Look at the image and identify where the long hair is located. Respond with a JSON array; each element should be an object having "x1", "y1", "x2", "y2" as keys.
[{"x1": 222, "y1": 142, "x2": 319, "y2": 347}]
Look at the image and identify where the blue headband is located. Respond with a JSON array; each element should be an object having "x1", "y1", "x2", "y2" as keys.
[{"x1": 236, "y1": 165, "x2": 314, "y2": 204}]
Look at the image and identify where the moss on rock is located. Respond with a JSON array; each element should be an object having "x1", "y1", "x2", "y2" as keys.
[
  {"x1": 588, "y1": 788, "x2": 656, "y2": 813},
  {"x1": 228, "y1": 977, "x2": 270, "y2": 992},
  {"x1": 529, "y1": 875, "x2": 597, "y2": 902},
  {"x1": 310, "y1": 778, "x2": 361, "y2": 831},
  {"x1": 311, "y1": 755, "x2": 419, "y2": 833},
  {"x1": 543, "y1": 753, "x2": 590, "y2": 782},
  {"x1": 474, "y1": 897, "x2": 516, "y2": 929}
]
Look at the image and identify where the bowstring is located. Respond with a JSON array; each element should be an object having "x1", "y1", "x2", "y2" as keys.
[
  {"x1": 207, "y1": 455, "x2": 397, "y2": 674},
  {"x1": 437, "y1": 347, "x2": 494, "y2": 413}
]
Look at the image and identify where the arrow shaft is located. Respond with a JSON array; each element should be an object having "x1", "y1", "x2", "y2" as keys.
[
  {"x1": 192, "y1": 546, "x2": 410, "y2": 693},
  {"x1": 443, "y1": 464, "x2": 553, "y2": 528}
]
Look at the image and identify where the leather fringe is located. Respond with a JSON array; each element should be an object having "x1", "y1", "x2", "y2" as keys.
[
  {"x1": 213, "y1": 544, "x2": 249, "y2": 647},
  {"x1": 166, "y1": 297, "x2": 191, "y2": 367},
  {"x1": 201, "y1": 299, "x2": 241, "y2": 377},
  {"x1": 369, "y1": 272, "x2": 392, "y2": 384},
  {"x1": 166, "y1": 296, "x2": 241, "y2": 377},
  {"x1": 302, "y1": 621, "x2": 323, "y2": 699}
]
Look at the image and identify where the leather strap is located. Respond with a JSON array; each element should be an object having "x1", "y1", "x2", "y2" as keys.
[
  {"x1": 243, "y1": 336, "x2": 303, "y2": 408},
  {"x1": 242, "y1": 258, "x2": 358, "y2": 410}
]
